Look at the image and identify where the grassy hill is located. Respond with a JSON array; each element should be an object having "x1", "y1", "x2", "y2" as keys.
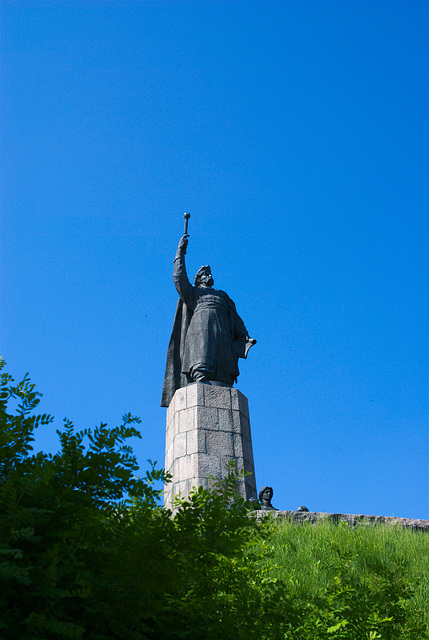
[{"x1": 247, "y1": 517, "x2": 429, "y2": 639}]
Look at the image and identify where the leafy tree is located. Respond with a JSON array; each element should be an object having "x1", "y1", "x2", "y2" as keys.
[
  {"x1": 0, "y1": 358, "x2": 167, "y2": 638},
  {"x1": 0, "y1": 360, "x2": 291, "y2": 639}
]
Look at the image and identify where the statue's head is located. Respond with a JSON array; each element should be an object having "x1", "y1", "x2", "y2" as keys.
[
  {"x1": 259, "y1": 486, "x2": 273, "y2": 504},
  {"x1": 194, "y1": 265, "x2": 214, "y2": 288}
]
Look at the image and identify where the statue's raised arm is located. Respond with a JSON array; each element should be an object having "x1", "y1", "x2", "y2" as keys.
[
  {"x1": 173, "y1": 235, "x2": 195, "y2": 309},
  {"x1": 161, "y1": 226, "x2": 256, "y2": 407}
]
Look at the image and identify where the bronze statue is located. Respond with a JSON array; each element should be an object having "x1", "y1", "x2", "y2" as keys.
[
  {"x1": 161, "y1": 214, "x2": 256, "y2": 407},
  {"x1": 258, "y1": 486, "x2": 278, "y2": 511}
]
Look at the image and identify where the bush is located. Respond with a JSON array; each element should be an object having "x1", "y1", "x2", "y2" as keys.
[{"x1": 0, "y1": 361, "x2": 283, "y2": 639}]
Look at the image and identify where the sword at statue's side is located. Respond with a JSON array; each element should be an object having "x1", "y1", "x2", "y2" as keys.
[{"x1": 183, "y1": 212, "x2": 190, "y2": 236}]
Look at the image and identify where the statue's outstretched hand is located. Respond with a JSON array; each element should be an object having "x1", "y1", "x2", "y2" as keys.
[{"x1": 178, "y1": 235, "x2": 188, "y2": 254}]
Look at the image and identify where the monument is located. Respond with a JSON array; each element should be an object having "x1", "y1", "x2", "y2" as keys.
[
  {"x1": 258, "y1": 486, "x2": 278, "y2": 511},
  {"x1": 162, "y1": 213, "x2": 257, "y2": 509}
]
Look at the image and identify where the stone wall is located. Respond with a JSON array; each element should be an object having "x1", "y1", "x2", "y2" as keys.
[
  {"x1": 164, "y1": 383, "x2": 257, "y2": 509},
  {"x1": 255, "y1": 510, "x2": 429, "y2": 531}
]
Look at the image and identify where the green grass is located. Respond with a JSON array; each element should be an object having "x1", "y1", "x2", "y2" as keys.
[
  {"x1": 246, "y1": 518, "x2": 429, "y2": 639},
  {"x1": 265, "y1": 519, "x2": 429, "y2": 595}
]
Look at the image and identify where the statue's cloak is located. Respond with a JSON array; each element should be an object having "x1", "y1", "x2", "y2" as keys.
[
  {"x1": 161, "y1": 298, "x2": 192, "y2": 407},
  {"x1": 161, "y1": 292, "x2": 252, "y2": 408}
]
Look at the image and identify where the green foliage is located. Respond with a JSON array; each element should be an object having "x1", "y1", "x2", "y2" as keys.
[
  {"x1": 0, "y1": 359, "x2": 166, "y2": 639},
  {"x1": 249, "y1": 518, "x2": 429, "y2": 639},
  {"x1": 0, "y1": 361, "x2": 286, "y2": 639},
  {"x1": 1, "y1": 358, "x2": 428, "y2": 639}
]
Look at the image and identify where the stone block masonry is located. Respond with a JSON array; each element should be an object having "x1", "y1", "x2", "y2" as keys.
[
  {"x1": 254, "y1": 511, "x2": 429, "y2": 532},
  {"x1": 164, "y1": 383, "x2": 257, "y2": 510}
]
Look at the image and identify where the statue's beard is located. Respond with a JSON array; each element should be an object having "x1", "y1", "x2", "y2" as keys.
[{"x1": 200, "y1": 277, "x2": 214, "y2": 288}]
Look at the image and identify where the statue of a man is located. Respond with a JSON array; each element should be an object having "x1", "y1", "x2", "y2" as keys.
[
  {"x1": 258, "y1": 486, "x2": 278, "y2": 511},
  {"x1": 161, "y1": 234, "x2": 256, "y2": 407}
]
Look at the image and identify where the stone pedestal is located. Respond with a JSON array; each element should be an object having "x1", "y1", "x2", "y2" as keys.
[{"x1": 164, "y1": 383, "x2": 257, "y2": 510}]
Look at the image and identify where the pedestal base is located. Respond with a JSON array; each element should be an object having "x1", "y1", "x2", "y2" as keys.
[{"x1": 164, "y1": 384, "x2": 257, "y2": 510}]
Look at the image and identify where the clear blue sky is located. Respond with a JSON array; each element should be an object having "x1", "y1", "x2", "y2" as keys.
[{"x1": 1, "y1": 1, "x2": 428, "y2": 518}]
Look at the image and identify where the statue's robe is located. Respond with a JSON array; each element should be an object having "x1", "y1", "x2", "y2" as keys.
[{"x1": 161, "y1": 252, "x2": 252, "y2": 407}]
